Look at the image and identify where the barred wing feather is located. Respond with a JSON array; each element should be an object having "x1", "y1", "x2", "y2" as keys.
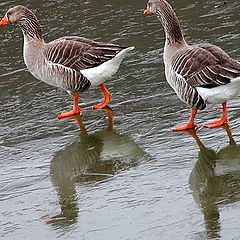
[
  {"x1": 172, "y1": 44, "x2": 240, "y2": 89},
  {"x1": 44, "y1": 37, "x2": 126, "y2": 71}
]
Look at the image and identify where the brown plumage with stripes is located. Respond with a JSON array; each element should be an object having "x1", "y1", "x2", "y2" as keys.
[
  {"x1": 144, "y1": 0, "x2": 240, "y2": 130},
  {"x1": 0, "y1": 5, "x2": 134, "y2": 119}
]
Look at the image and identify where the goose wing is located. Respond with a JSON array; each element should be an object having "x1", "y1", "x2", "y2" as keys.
[
  {"x1": 172, "y1": 44, "x2": 240, "y2": 88},
  {"x1": 44, "y1": 36, "x2": 126, "y2": 71}
]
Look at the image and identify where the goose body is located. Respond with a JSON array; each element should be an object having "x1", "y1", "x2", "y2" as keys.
[
  {"x1": 144, "y1": 0, "x2": 240, "y2": 130},
  {"x1": 0, "y1": 6, "x2": 134, "y2": 118}
]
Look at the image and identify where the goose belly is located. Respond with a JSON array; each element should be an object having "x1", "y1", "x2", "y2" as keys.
[
  {"x1": 27, "y1": 64, "x2": 65, "y2": 89},
  {"x1": 24, "y1": 44, "x2": 61, "y2": 89},
  {"x1": 165, "y1": 68, "x2": 189, "y2": 102},
  {"x1": 24, "y1": 51, "x2": 66, "y2": 90},
  {"x1": 196, "y1": 77, "x2": 240, "y2": 104}
]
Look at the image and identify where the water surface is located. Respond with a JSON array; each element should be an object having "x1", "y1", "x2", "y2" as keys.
[{"x1": 1, "y1": 0, "x2": 240, "y2": 239}]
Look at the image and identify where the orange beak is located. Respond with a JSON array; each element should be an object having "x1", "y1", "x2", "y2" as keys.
[
  {"x1": 143, "y1": 8, "x2": 151, "y2": 15},
  {"x1": 0, "y1": 15, "x2": 10, "y2": 26}
]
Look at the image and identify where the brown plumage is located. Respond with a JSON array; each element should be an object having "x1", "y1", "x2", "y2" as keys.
[
  {"x1": 0, "y1": 5, "x2": 134, "y2": 119},
  {"x1": 44, "y1": 36, "x2": 126, "y2": 71},
  {"x1": 172, "y1": 44, "x2": 240, "y2": 89},
  {"x1": 144, "y1": 0, "x2": 240, "y2": 130}
]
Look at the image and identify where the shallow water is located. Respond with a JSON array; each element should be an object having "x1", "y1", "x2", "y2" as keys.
[{"x1": 1, "y1": 0, "x2": 240, "y2": 239}]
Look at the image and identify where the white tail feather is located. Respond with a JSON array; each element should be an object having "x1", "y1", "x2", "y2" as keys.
[{"x1": 81, "y1": 46, "x2": 134, "y2": 87}]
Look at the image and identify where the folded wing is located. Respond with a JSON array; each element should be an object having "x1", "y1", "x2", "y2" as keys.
[
  {"x1": 44, "y1": 36, "x2": 126, "y2": 71},
  {"x1": 172, "y1": 44, "x2": 240, "y2": 89}
]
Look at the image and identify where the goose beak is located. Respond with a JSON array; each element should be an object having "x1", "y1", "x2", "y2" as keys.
[
  {"x1": 0, "y1": 15, "x2": 10, "y2": 26},
  {"x1": 143, "y1": 8, "x2": 151, "y2": 15}
]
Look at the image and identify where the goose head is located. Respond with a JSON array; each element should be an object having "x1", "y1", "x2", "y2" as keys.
[
  {"x1": 0, "y1": 6, "x2": 42, "y2": 40},
  {"x1": 144, "y1": 0, "x2": 163, "y2": 15},
  {"x1": 143, "y1": 0, "x2": 184, "y2": 45},
  {"x1": 0, "y1": 5, "x2": 29, "y2": 26}
]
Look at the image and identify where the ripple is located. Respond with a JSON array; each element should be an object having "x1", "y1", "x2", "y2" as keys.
[{"x1": 1, "y1": 0, "x2": 240, "y2": 239}]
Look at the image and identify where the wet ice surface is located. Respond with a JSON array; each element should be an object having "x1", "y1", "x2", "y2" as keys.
[{"x1": 1, "y1": 0, "x2": 240, "y2": 239}]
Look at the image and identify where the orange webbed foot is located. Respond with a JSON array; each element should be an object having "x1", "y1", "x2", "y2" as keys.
[
  {"x1": 93, "y1": 83, "x2": 112, "y2": 109},
  {"x1": 57, "y1": 107, "x2": 82, "y2": 119},
  {"x1": 203, "y1": 119, "x2": 228, "y2": 128},
  {"x1": 172, "y1": 109, "x2": 198, "y2": 131},
  {"x1": 172, "y1": 123, "x2": 197, "y2": 131},
  {"x1": 92, "y1": 93, "x2": 112, "y2": 109},
  {"x1": 204, "y1": 102, "x2": 228, "y2": 128},
  {"x1": 92, "y1": 91, "x2": 112, "y2": 109},
  {"x1": 92, "y1": 102, "x2": 109, "y2": 109}
]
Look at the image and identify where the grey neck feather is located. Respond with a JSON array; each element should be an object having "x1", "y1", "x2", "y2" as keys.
[
  {"x1": 155, "y1": 0, "x2": 184, "y2": 45},
  {"x1": 19, "y1": 9, "x2": 43, "y2": 41}
]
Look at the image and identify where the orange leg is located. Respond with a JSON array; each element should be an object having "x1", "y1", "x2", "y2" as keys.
[
  {"x1": 204, "y1": 102, "x2": 228, "y2": 128},
  {"x1": 172, "y1": 109, "x2": 198, "y2": 131},
  {"x1": 92, "y1": 83, "x2": 112, "y2": 109},
  {"x1": 58, "y1": 94, "x2": 82, "y2": 119}
]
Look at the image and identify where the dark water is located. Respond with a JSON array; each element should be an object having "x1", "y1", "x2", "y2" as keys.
[{"x1": 1, "y1": 0, "x2": 240, "y2": 239}]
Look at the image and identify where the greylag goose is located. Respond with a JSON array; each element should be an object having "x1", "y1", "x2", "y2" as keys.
[
  {"x1": 0, "y1": 6, "x2": 134, "y2": 119},
  {"x1": 144, "y1": 0, "x2": 240, "y2": 131}
]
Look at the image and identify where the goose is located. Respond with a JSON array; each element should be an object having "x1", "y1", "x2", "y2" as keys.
[
  {"x1": 144, "y1": 0, "x2": 240, "y2": 131},
  {"x1": 0, "y1": 5, "x2": 134, "y2": 119}
]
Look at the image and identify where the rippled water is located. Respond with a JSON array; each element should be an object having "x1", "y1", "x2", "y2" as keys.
[{"x1": 1, "y1": 0, "x2": 240, "y2": 239}]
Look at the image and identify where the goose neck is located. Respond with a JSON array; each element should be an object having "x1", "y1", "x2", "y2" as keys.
[
  {"x1": 19, "y1": 9, "x2": 44, "y2": 42},
  {"x1": 156, "y1": 0, "x2": 184, "y2": 45}
]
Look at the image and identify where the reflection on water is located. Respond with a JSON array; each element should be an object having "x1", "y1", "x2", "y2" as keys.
[
  {"x1": 48, "y1": 107, "x2": 149, "y2": 227},
  {"x1": 188, "y1": 125, "x2": 240, "y2": 239},
  {"x1": 1, "y1": 0, "x2": 240, "y2": 239}
]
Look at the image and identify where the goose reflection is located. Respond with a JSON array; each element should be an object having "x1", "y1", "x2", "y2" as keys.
[
  {"x1": 187, "y1": 125, "x2": 240, "y2": 239},
  {"x1": 48, "y1": 107, "x2": 149, "y2": 227}
]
